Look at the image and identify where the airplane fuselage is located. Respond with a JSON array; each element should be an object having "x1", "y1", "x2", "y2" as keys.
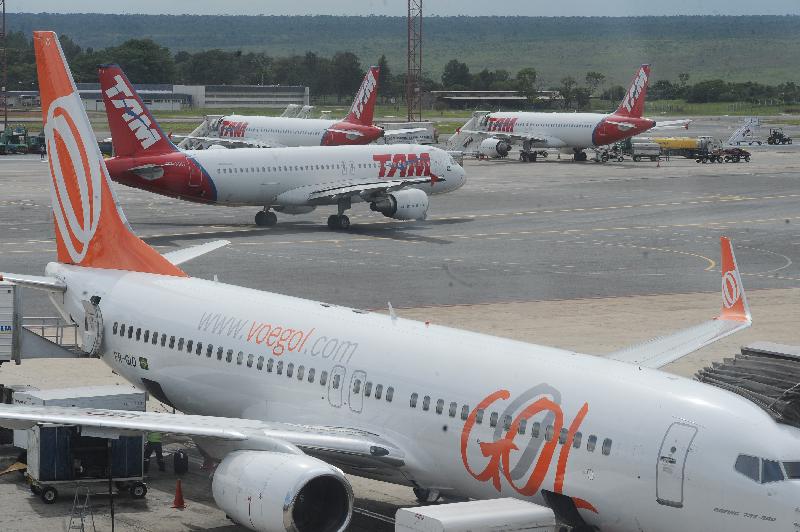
[
  {"x1": 48, "y1": 263, "x2": 800, "y2": 532},
  {"x1": 214, "y1": 115, "x2": 384, "y2": 147}
]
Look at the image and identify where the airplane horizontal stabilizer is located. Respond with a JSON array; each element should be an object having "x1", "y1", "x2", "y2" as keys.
[
  {"x1": 0, "y1": 273, "x2": 66, "y2": 292},
  {"x1": 162, "y1": 240, "x2": 231, "y2": 266},
  {"x1": 607, "y1": 237, "x2": 751, "y2": 369}
]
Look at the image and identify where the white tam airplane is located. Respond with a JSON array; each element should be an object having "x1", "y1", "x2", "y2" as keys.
[
  {"x1": 98, "y1": 64, "x2": 465, "y2": 229},
  {"x1": 2, "y1": 32, "x2": 799, "y2": 532}
]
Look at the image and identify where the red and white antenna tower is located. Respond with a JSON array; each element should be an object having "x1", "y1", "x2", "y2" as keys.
[{"x1": 406, "y1": 0, "x2": 422, "y2": 122}]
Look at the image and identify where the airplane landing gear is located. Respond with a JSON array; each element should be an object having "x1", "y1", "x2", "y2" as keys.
[
  {"x1": 574, "y1": 151, "x2": 588, "y2": 162},
  {"x1": 520, "y1": 151, "x2": 538, "y2": 162},
  {"x1": 254, "y1": 209, "x2": 277, "y2": 227},
  {"x1": 327, "y1": 214, "x2": 350, "y2": 230},
  {"x1": 327, "y1": 197, "x2": 352, "y2": 230}
]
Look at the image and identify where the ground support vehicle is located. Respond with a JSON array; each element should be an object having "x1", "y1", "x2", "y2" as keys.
[{"x1": 767, "y1": 128, "x2": 793, "y2": 145}]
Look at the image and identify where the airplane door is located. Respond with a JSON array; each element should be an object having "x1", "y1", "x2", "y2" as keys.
[
  {"x1": 348, "y1": 370, "x2": 367, "y2": 413},
  {"x1": 188, "y1": 161, "x2": 202, "y2": 187},
  {"x1": 656, "y1": 422, "x2": 697, "y2": 508},
  {"x1": 327, "y1": 365, "x2": 347, "y2": 408}
]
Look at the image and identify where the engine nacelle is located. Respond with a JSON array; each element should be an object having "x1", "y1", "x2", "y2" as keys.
[
  {"x1": 275, "y1": 205, "x2": 316, "y2": 215},
  {"x1": 212, "y1": 450, "x2": 353, "y2": 532},
  {"x1": 478, "y1": 138, "x2": 511, "y2": 158},
  {"x1": 370, "y1": 188, "x2": 429, "y2": 220}
]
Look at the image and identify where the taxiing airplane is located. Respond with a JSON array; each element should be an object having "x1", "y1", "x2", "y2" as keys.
[
  {"x1": 449, "y1": 65, "x2": 689, "y2": 162},
  {"x1": 178, "y1": 66, "x2": 421, "y2": 149},
  {"x1": 99, "y1": 64, "x2": 465, "y2": 229},
  {"x1": 2, "y1": 32, "x2": 798, "y2": 532}
]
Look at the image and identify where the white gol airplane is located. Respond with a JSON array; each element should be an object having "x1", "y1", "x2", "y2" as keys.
[{"x1": 2, "y1": 32, "x2": 799, "y2": 532}]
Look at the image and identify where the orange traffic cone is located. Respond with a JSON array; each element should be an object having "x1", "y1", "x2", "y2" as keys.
[{"x1": 171, "y1": 479, "x2": 186, "y2": 509}]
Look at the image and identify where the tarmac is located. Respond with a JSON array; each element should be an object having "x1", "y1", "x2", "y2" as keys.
[{"x1": 1, "y1": 121, "x2": 799, "y2": 530}]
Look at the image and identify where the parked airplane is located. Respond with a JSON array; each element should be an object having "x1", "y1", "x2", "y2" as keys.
[
  {"x1": 449, "y1": 65, "x2": 689, "y2": 162},
  {"x1": 99, "y1": 64, "x2": 465, "y2": 229},
  {"x1": 3, "y1": 32, "x2": 798, "y2": 532},
  {"x1": 178, "y1": 66, "x2": 421, "y2": 148}
]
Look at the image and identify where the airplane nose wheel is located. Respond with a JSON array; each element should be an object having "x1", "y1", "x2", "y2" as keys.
[
  {"x1": 327, "y1": 214, "x2": 350, "y2": 230},
  {"x1": 255, "y1": 210, "x2": 277, "y2": 227}
]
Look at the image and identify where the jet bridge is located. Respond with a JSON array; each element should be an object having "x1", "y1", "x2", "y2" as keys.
[
  {"x1": 695, "y1": 342, "x2": 800, "y2": 429},
  {"x1": 0, "y1": 281, "x2": 81, "y2": 366}
]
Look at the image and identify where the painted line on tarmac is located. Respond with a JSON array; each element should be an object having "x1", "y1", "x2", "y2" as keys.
[{"x1": 353, "y1": 507, "x2": 395, "y2": 525}]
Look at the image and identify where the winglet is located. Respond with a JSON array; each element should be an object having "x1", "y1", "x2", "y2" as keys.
[
  {"x1": 34, "y1": 31, "x2": 186, "y2": 277},
  {"x1": 719, "y1": 236, "x2": 750, "y2": 323}
]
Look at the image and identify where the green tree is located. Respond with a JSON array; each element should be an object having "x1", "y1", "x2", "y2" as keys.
[
  {"x1": 585, "y1": 71, "x2": 606, "y2": 96},
  {"x1": 559, "y1": 76, "x2": 578, "y2": 109},
  {"x1": 331, "y1": 52, "x2": 363, "y2": 102},
  {"x1": 376, "y1": 54, "x2": 394, "y2": 100},
  {"x1": 99, "y1": 39, "x2": 175, "y2": 83},
  {"x1": 441, "y1": 59, "x2": 471, "y2": 89},
  {"x1": 515, "y1": 67, "x2": 538, "y2": 101}
]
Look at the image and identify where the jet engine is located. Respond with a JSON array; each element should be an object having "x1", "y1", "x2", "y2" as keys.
[
  {"x1": 212, "y1": 450, "x2": 353, "y2": 532},
  {"x1": 370, "y1": 188, "x2": 429, "y2": 220},
  {"x1": 478, "y1": 138, "x2": 511, "y2": 158}
]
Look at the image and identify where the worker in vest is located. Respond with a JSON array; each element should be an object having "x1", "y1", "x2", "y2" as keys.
[{"x1": 144, "y1": 431, "x2": 165, "y2": 473}]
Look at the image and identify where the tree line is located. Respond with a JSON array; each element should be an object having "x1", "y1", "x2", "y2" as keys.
[{"x1": 5, "y1": 32, "x2": 799, "y2": 109}]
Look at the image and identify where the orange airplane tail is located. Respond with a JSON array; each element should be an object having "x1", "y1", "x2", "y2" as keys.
[{"x1": 34, "y1": 31, "x2": 185, "y2": 276}]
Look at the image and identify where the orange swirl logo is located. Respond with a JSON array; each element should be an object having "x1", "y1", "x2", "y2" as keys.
[
  {"x1": 722, "y1": 270, "x2": 741, "y2": 309},
  {"x1": 46, "y1": 94, "x2": 103, "y2": 263}
]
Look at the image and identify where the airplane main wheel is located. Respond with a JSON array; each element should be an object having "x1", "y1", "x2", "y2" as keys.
[
  {"x1": 255, "y1": 210, "x2": 277, "y2": 227},
  {"x1": 327, "y1": 215, "x2": 350, "y2": 230}
]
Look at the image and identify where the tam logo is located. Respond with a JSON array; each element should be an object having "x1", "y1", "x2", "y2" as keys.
[
  {"x1": 487, "y1": 117, "x2": 517, "y2": 133},
  {"x1": 373, "y1": 152, "x2": 431, "y2": 178},
  {"x1": 622, "y1": 68, "x2": 648, "y2": 113},
  {"x1": 0, "y1": 325, "x2": 11, "y2": 333},
  {"x1": 104, "y1": 75, "x2": 161, "y2": 150},
  {"x1": 350, "y1": 69, "x2": 377, "y2": 120},
  {"x1": 219, "y1": 120, "x2": 248, "y2": 138}
]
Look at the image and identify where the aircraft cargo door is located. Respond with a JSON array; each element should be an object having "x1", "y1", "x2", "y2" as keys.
[{"x1": 656, "y1": 422, "x2": 697, "y2": 508}]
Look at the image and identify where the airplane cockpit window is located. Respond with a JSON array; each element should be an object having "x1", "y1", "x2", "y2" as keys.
[
  {"x1": 762, "y1": 459, "x2": 785, "y2": 483},
  {"x1": 735, "y1": 454, "x2": 760, "y2": 482},
  {"x1": 783, "y1": 461, "x2": 800, "y2": 479}
]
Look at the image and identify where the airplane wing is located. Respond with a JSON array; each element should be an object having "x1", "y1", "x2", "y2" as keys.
[
  {"x1": 606, "y1": 237, "x2": 751, "y2": 369},
  {"x1": 459, "y1": 129, "x2": 547, "y2": 144},
  {"x1": 305, "y1": 176, "x2": 441, "y2": 203},
  {"x1": 162, "y1": 240, "x2": 230, "y2": 266},
  {"x1": 652, "y1": 119, "x2": 692, "y2": 130},
  {"x1": 0, "y1": 405, "x2": 405, "y2": 464},
  {"x1": 383, "y1": 128, "x2": 428, "y2": 138},
  {"x1": 173, "y1": 135, "x2": 279, "y2": 149}
]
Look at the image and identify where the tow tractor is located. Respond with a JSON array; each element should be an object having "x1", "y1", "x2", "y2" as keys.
[{"x1": 767, "y1": 128, "x2": 793, "y2": 145}]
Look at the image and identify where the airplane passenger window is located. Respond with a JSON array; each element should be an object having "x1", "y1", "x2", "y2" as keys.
[
  {"x1": 602, "y1": 438, "x2": 613, "y2": 456},
  {"x1": 120, "y1": 324, "x2": 126, "y2": 336},
  {"x1": 573, "y1": 432, "x2": 582, "y2": 449},
  {"x1": 308, "y1": 368, "x2": 315, "y2": 382},
  {"x1": 267, "y1": 358, "x2": 274, "y2": 372},
  {"x1": 503, "y1": 415, "x2": 512, "y2": 431},
  {"x1": 422, "y1": 396, "x2": 430, "y2": 411},
  {"x1": 587, "y1": 435, "x2": 597, "y2": 452},
  {"x1": 226, "y1": 349, "x2": 233, "y2": 363},
  {"x1": 762, "y1": 459, "x2": 785, "y2": 483},
  {"x1": 169, "y1": 336, "x2": 175, "y2": 349},
  {"x1": 236, "y1": 351, "x2": 243, "y2": 365},
  {"x1": 144, "y1": 330, "x2": 149, "y2": 343},
  {"x1": 287, "y1": 363, "x2": 294, "y2": 377},
  {"x1": 128, "y1": 327, "x2": 134, "y2": 339},
  {"x1": 476, "y1": 409, "x2": 484, "y2": 424},
  {"x1": 206, "y1": 344, "x2": 213, "y2": 357},
  {"x1": 783, "y1": 461, "x2": 800, "y2": 479},
  {"x1": 461, "y1": 405, "x2": 469, "y2": 421},
  {"x1": 113, "y1": 322, "x2": 118, "y2": 335},
  {"x1": 436, "y1": 399, "x2": 444, "y2": 415},
  {"x1": 136, "y1": 328, "x2": 141, "y2": 341},
  {"x1": 177, "y1": 338, "x2": 184, "y2": 350},
  {"x1": 519, "y1": 419, "x2": 527, "y2": 434},
  {"x1": 186, "y1": 340, "x2": 193, "y2": 352},
  {"x1": 386, "y1": 387, "x2": 394, "y2": 402},
  {"x1": 375, "y1": 384, "x2": 383, "y2": 399},
  {"x1": 277, "y1": 361, "x2": 283, "y2": 374},
  {"x1": 364, "y1": 382, "x2": 373, "y2": 397},
  {"x1": 545, "y1": 425, "x2": 554, "y2": 441},
  {"x1": 353, "y1": 379, "x2": 361, "y2": 394},
  {"x1": 532, "y1": 422, "x2": 541, "y2": 438},
  {"x1": 256, "y1": 356, "x2": 263, "y2": 370},
  {"x1": 196, "y1": 342, "x2": 203, "y2": 355},
  {"x1": 332, "y1": 373, "x2": 340, "y2": 389},
  {"x1": 489, "y1": 412, "x2": 498, "y2": 427},
  {"x1": 559, "y1": 428, "x2": 568, "y2": 444},
  {"x1": 320, "y1": 371, "x2": 328, "y2": 386},
  {"x1": 410, "y1": 393, "x2": 418, "y2": 408},
  {"x1": 449, "y1": 402, "x2": 457, "y2": 417},
  {"x1": 297, "y1": 365, "x2": 304, "y2": 380},
  {"x1": 216, "y1": 346, "x2": 223, "y2": 360},
  {"x1": 161, "y1": 335, "x2": 167, "y2": 347}
]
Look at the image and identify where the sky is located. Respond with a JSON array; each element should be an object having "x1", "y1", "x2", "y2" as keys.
[{"x1": 10, "y1": 0, "x2": 800, "y2": 17}]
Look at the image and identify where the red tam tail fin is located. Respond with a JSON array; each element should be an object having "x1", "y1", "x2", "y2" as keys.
[
  {"x1": 615, "y1": 64, "x2": 651, "y2": 118},
  {"x1": 344, "y1": 66, "x2": 379, "y2": 126},
  {"x1": 98, "y1": 64, "x2": 177, "y2": 157},
  {"x1": 35, "y1": 32, "x2": 185, "y2": 276}
]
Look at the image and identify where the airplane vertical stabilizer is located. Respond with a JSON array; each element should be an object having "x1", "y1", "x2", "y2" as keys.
[
  {"x1": 34, "y1": 32, "x2": 185, "y2": 276},
  {"x1": 614, "y1": 64, "x2": 651, "y2": 118},
  {"x1": 343, "y1": 66, "x2": 380, "y2": 126}
]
